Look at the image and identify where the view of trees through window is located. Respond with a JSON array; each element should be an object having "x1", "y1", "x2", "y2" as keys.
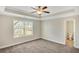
[{"x1": 13, "y1": 20, "x2": 33, "y2": 38}]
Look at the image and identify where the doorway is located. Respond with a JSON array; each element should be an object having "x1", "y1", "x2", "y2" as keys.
[{"x1": 64, "y1": 20, "x2": 75, "y2": 47}]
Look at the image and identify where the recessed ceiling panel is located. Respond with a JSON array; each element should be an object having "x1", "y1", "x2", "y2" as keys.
[{"x1": 5, "y1": 6, "x2": 74, "y2": 17}]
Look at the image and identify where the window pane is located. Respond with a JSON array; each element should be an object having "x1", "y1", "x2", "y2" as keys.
[
  {"x1": 14, "y1": 20, "x2": 24, "y2": 29},
  {"x1": 25, "y1": 22, "x2": 33, "y2": 35},
  {"x1": 13, "y1": 20, "x2": 33, "y2": 38},
  {"x1": 14, "y1": 29, "x2": 24, "y2": 38},
  {"x1": 14, "y1": 20, "x2": 24, "y2": 38}
]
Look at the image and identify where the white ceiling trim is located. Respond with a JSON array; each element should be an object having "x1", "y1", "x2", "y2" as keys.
[
  {"x1": 41, "y1": 9, "x2": 75, "y2": 20},
  {"x1": 5, "y1": 6, "x2": 38, "y2": 18},
  {"x1": 4, "y1": 6, "x2": 75, "y2": 19},
  {"x1": 0, "y1": 7, "x2": 39, "y2": 20},
  {"x1": 0, "y1": 6, "x2": 79, "y2": 20},
  {"x1": 0, "y1": 11, "x2": 39, "y2": 20}
]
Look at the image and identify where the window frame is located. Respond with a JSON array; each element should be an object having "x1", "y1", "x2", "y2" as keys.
[{"x1": 13, "y1": 19, "x2": 33, "y2": 38}]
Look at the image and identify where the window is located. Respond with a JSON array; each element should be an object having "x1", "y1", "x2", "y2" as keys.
[{"x1": 13, "y1": 20, "x2": 33, "y2": 38}]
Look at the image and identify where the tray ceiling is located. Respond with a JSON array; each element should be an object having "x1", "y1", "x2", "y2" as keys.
[{"x1": 5, "y1": 6, "x2": 74, "y2": 18}]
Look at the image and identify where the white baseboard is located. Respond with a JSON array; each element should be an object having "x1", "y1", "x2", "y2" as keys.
[
  {"x1": 42, "y1": 38, "x2": 65, "y2": 45},
  {"x1": 0, "y1": 38, "x2": 39, "y2": 49}
]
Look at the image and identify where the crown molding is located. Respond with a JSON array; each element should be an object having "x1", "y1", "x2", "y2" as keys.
[
  {"x1": 0, "y1": 11, "x2": 39, "y2": 20},
  {"x1": 0, "y1": 6, "x2": 79, "y2": 20},
  {"x1": 0, "y1": 7, "x2": 39, "y2": 20}
]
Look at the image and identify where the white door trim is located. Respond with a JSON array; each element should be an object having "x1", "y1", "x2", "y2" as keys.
[{"x1": 64, "y1": 18, "x2": 76, "y2": 46}]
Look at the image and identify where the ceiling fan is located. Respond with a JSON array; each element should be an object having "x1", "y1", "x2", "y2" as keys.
[{"x1": 31, "y1": 6, "x2": 50, "y2": 15}]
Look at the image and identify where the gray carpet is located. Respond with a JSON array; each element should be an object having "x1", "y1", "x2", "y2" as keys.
[{"x1": 0, "y1": 39, "x2": 79, "y2": 53}]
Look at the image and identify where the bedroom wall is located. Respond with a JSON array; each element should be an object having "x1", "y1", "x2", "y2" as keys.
[
  {"x1": 74, "y1": 7, "x2": 79, "y2": 48},
  {"x1": 41, "y1": 17, "x2": 75, "y2": 45},
  {"x1": 41, "y1": 19, "x2": 65, "y2": 44},
  {"x1": 41, "y1": 7, "x2": 79, "y2": 48},
  {"x1": 0, "y1": 15, "x2": 41, "y2": 49},
  {"x1": 75, "y1": 15, "x2": 79, "y2": 48}
]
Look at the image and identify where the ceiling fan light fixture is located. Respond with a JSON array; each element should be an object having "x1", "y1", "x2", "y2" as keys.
[
  {"x1": 31, "y1": 6, "x2": 50, "y2": 15},
  {"x1": 37, "y1": 11, "x2": 43, "y2": 15},
  {"x1": 43, "y1": 9, "x2": 47, "y2": 11}
]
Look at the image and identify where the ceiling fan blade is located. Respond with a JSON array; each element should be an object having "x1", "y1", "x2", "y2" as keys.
[
  {"x1": 38, "y1": 6, "x2": 41, "y2": 8},
  {"x1": 43, "y1": 6, "x2": 47, "y2": 10},
  {"x1": 44, "y1": 11, "x2": 50, "y2": 13},
  {"x1": 31, "y1": 11, "x2": 36, "y2": 13},
  {"x1": 31, "y1": 7, "x2": 37, "y2": 10}
]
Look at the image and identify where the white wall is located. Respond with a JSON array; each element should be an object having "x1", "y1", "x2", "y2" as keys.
[
  {"x1": 41, "y1": 19, "x2": 65, "y2": 44},
  {"x1": 41, "y1": 17, "x2": 76, "y2": 45},
  {"x1": 74, "y1": 16, "x2": 79, "y2": 48},
  {"x1": 0, "y1": 7, "x2": 5, "y2": 12},
  {"x1": 0, "y1": 15, "x2": 41, "y2": 49},
  {"x1": 40, "y1": 7, "x2": 79, "y2": 48},
  {"x1": 73, "y1": 7, "x2": 79, "y2": 48}
]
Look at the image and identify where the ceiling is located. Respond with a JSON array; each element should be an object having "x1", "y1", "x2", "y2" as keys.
[{"x1": 5, "y1": 6, "x2": 75, "y2": 18}]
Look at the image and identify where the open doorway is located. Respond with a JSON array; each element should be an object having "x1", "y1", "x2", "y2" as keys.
[{"x1": 64, "y1": 19, "x2": 75, "y2": 47}]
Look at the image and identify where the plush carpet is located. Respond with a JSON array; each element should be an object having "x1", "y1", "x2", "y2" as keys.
[{"x1": 0, "y1": 39, "x2": 79, "y2": 53}]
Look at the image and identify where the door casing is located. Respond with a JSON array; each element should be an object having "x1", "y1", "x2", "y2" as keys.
[{"x1": 64, "y1": 19, "x2": 75, "y2": 47}]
